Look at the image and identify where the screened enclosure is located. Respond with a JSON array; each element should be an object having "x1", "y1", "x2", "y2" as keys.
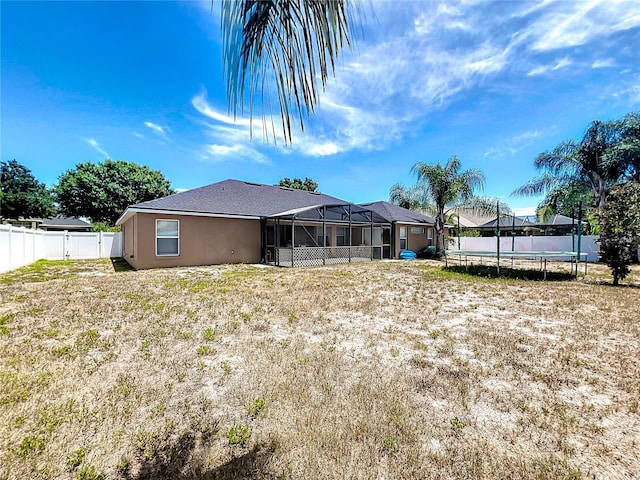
[{"x1": 264, "y1": 203, "x2": 391, "y2": 267}]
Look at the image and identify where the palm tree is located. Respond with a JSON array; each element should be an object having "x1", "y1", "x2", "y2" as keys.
[
  {"x1": 221, "y1": 0, "x2": 361, "y2": 144},
  {"x1": 614, "y1": 112, "x2": 640, "y2": 182},
  {"x1": 409, "y1": 156, "x2": 488, "y2": 252},
  {"x1": 388, "y1": 183, "x2": 425, "y2": 210},
  {"x1": 513, "y1": 120, "x2": 625, "y2": 210}
]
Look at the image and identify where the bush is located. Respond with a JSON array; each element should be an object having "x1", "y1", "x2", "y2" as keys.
[{"x1": 597, "y1": 182, "x2": 640, "y2": 285}]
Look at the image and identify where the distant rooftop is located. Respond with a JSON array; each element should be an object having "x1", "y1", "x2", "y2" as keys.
[{"x1": 360, "y1": 201, "x2": 435, "y2": 225}]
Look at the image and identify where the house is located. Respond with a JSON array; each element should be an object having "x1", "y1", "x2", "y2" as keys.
[
  {"x1": 2, "y1": 216, "x2": 92, "y2": 232},
  {"x1": 475, "y1": 215, "x2": 540, "y2": 237},
  {"x1": 359, "y1": 201, "x2": 436, "y2": 258},
  {"x1": 38, "y1": 217, "x2": 93, "y2": 232},
  {"x1": 450, "y1": 209, "x2": 495, "y2": 229},
  {"x1": 116, "y1": 179, "x2": 402, "y2": 270},
  {"x1": 476, "y1": 214, "x2": 580, "y2": 237},
  {"x1": 518, "y1": 214, "x2": 581, "y2": 236}
]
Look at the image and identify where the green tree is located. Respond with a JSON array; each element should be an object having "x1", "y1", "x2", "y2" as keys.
[
  {"x1": 221, "y1": 0, "x2": 361, "y2": 144},
  {"x1": 277, "y1": 177, "x2": 319, "y2": 191},
  {"x1": 597, "y1": 182, "x2": 640, "y2": 285},
  {"x1": 398, "y1": 156, "x2": 489, "y2": 253},
  {"x1": 613, "y1": 112, "x2": 640, "y2": 182},
  {"x1": 389, "y1": 183, "x2": 424, "y2": 210},
  {"x1": 0, "y1": 159, "x2": 56, "y2": 220},
  {"x1": 534, "y1": 181, "x2": 594, "y2": 219},
  {"x1": 54, "y1": 159, "x2": 174, "y2": 225},
  {"x1": 513, "y1": 120, "x2": 625, "y2": 210}
]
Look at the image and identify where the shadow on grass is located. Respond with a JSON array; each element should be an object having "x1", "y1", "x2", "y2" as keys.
[
  {"x1": 122, "y1": 433, "x2": 274, "y2": 480},
  {"x1": 111, "y1": 257, "x2": 135, "y2": 272},
  {"x1": 443, "y1": 265, "x2": 576, "y2": 282},
  {"x1": 587, "y1": 279, "x2": 640, "y2": 289}
]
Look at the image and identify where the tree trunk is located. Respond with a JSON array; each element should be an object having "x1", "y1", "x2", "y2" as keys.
[{"x1": 434, "y1": 208, "x2": 445, "y2": 254}]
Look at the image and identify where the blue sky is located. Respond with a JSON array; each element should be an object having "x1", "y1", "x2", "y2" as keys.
[{"x1": 2, "y1": 1, "x2": 640, "y2": 214}]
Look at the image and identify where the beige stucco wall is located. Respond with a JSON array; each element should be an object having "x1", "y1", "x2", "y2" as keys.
[
  {"x1": 394, "y1": 224, "x2": 435, "y2": 257},
  {"x1": 122, "y1": 213, "x2": 261, "y2": 270},
  {"x1": 121, "y1": 216, "x2": 138, "y2": 269}
]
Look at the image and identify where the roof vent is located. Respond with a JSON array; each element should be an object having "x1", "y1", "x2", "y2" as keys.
[{"x1": 244, "y1": 182, "x2": 262, "y2": 187}]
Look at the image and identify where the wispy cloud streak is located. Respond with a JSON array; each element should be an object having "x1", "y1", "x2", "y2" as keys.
[
  {"x1": 83, "y1": 138, "x2": 109, "y2": 158},
  {"x1": 144, "y1": 121, "x2": 170, "y2": 137}
]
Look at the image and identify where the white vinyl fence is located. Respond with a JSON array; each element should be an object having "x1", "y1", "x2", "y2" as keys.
[
  {"x1": 455, "y1": 235, "x2": 601, "y2": 262},
  {"x1": 0, "y1": 224, "x2": 122, "y2": 273}
]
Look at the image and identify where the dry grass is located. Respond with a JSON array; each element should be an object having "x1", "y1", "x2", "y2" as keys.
[{"x1": 1, "y1": 258, "x2": 639, "y2": 480}]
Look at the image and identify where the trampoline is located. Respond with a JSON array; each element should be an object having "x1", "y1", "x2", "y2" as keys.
[
  {"x1": 445, "y1": 250, "x2": 588, "y2": 279},
  {"x1": 447, "y1": 201, "x2": 589, "y2": 280}
]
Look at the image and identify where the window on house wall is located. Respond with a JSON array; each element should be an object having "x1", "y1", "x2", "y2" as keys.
[
  {"x1": 410, "y1": 227, "x2": 425, "y2": 234},
  {"x1": 427, "y1": 228, "x2": 434, "y2": 246},
  {"x1": 336, "y1": 227, "x2": 347, "y2": 246},
  {"x1": 156, "y1": 219, "x2": 179, "y2": 256},
  {"x1": 400, "y1": 226, "x2": 407, "y2": 249},
  {"x1": 314, "y1": 226, "x2": 327, "y2": 247}
]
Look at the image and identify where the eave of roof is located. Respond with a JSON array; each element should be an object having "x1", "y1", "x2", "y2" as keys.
[{"x1": 116, "y1": 207, "x2": 261, "y2": 226}]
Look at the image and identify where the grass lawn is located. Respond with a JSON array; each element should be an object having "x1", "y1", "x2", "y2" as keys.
[{"x1": 1, "y1": 259, "x2": 639, "y2": 479}]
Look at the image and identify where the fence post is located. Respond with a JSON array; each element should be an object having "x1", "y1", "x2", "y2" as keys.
[
  {"x1": 99, "y1": 231, "x2": 103, "y2": 258},
  {"x1": 64, "y1": 230, "x2": 70, "y2": 259}
]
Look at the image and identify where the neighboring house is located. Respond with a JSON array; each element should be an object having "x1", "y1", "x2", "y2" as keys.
[
  {"x1": 116, "y1": 179, "x2": 393, "y2": 270},
  {"x1": 519, "y1": 214, "x2": 581, "y2": 236},
  {"x1": 449, "y1": 209, "x2": 495, "y2": 229},
  {"x1": 2, "y1": 216, "x2": 92, "y2": 231},
  {"x1": 38, "y1": 217, "x2": 93, "y2": 232},
  {"x1": 476, "y1": 216, "x2": 540, "y2": 237},
  {"x1": 359, "y1": 201, "x2": 436, "y2": 258},
  {"x1": 476, "y1": 214, "x2": 580, "y2": 237}
]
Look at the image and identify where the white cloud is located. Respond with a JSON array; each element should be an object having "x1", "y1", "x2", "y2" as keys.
[
  {"x1": 191, "y1": 92, "x2": 350, "y2": 160},
  {"x1": 484, "y1": 130, "x2": 541, "y2": 158},
  {"x1": 527, "y1": 65, "x2": 549, "y2": 76},
  {"x1": 191, "y1": 93, "x2": 253, "y2": 127},
  {"x1": 529, "y1": 56, "x2": 572, "y2": 76},
  {"x1": 591, "y1": 59, "x2": 616, "y2": 69},
  {"x1": 614, "y1": 81, "x2": 640, "y2": 104},
  {"x1": 304, "y1": 142, "x2": 339, "y2": 156},
  {"x1": 132, "y1": 132, "x2": 144, "y2": 139},
  {"x1": 525, "y1": 0, "x2": 640, "y2": 51},
  {"x1": 207, "y1": 144, "x2": 241, "y2": 156},
  {"x1": 83, "y1": 138, "x2": 109, "y2": 158},
  {"x1": 552, "y1": 57, "x2": 572, "y2": 70},
  {"x1": 202, "y1": 144, "x2": 270, "y2": 164},
  {"x1": 144, "y1": 121, "x2": 170, "y2": 137}
]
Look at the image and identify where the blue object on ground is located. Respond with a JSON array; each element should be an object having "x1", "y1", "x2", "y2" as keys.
[{"x1": 399, "y1": 250, "x2": 417, "y2": 260}]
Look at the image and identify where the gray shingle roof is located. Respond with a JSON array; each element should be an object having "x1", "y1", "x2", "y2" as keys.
[
  {"x1": 39, "y1": 216, "x2": 92, "y2": 228},
  {"x1": 128, "y1": 179, "x2": 349, "y2": 218},
  {"x1": 479, "y1": 216, "x2": 537, "y2": 228},
  {"x1": 360, "y1": 201, "x2": 435, "y2": 225},
  {"x1": 520, "y1": 214, "x2": 579, "y2": 226}
]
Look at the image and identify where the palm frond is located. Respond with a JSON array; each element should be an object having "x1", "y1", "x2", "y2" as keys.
[
  {"x1": 533, "y1": 140, "x2": 578, "y2": 173},
  {"x1": 511, "y1": 173, "x2": 574, "y2": 197},
  {"x1": 535, "y1": 203, "x2": 557, "y2": 222},
  {"x1": 221, "y1": 0, "x2": 360, "y2": 144}
]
